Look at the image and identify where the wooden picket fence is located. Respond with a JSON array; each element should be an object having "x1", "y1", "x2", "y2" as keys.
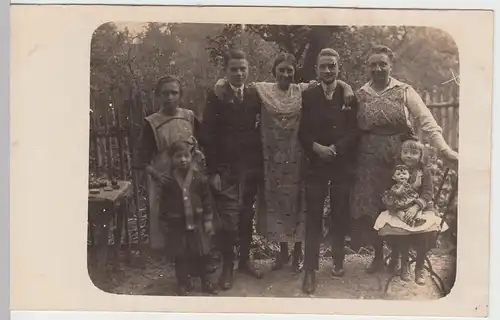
[{"x1": 88, "y1": 88, "x2": 459, "y2": 246}]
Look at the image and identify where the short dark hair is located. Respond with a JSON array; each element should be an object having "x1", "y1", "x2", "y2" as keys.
[
  {"x1": 394, "y1": 164, "x2": 410, "y2": 173},
  {"x1": 154, "y1": 75, "x2": 183, "y2": 97},
  {"x1": 223, "y1": 49, "x2": 247, "y2": 67},
  {"x1": 168, "y1": 140, "x2": 192, "y2": 157},
  {"x1": 272, "y1": 52, "x2": 297, "y2": 77},
  {"x1": 368, "y1": 45, "x2": 395, "y2": 62},
  {"x1": 317, "y1": 48, "x2": 340, "y2": 62}
]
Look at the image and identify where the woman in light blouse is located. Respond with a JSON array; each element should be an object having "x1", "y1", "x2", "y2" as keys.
[{"x1": 350, "y1": 45, "x2": 459, "y2": 274}]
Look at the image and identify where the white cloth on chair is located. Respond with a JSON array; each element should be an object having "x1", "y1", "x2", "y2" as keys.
[{"x1": 374, "y1": 210, "x2": 449, "y2": 236}]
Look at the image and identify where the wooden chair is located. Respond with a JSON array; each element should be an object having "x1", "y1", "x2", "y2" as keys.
[{"x1": 381, "y1": 167, "x2": 458, "y2": 297}]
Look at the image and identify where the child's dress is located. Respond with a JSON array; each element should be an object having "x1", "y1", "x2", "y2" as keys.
[
  {"x1": 382, "y1": 181, "x2": 420, "y2": 213},
  {"x1": 374, "y1": 165, "x2": 448, "y2": 237}
]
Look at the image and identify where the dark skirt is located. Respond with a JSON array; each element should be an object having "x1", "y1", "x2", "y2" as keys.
[{"x1": 161, "y1": 216, "x2": 212, "y2": 258}]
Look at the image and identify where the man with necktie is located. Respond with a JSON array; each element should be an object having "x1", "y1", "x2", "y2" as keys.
[
  {"x1": 200, "y1": 49, "x2": 264, "y2": 290},
  {"x1": 298, "y1": 48, "x2": 360, "y2": 294}
]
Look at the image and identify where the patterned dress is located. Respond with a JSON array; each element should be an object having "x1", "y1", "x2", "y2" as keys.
[
  {"x1": 350, "y1": 77, "x2": 450, "y2": 224},
  {"x1": 255, "y1": 82, "x2": 307, "y2": 243}
]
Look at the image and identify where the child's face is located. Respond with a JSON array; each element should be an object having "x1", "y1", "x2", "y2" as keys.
[
  {"x1": 172, "y1": 149, "x2": 192, "y2": 170},
  {"x1": 393, "y1": 169, "x2": 410, "y2": 184},
  {"x1": 401, "y1": 146, "x2": 421, "y2": 166}
]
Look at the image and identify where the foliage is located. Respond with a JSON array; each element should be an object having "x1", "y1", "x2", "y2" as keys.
[{"x1": 89, "y1": 22, "x2": 459, "y2": 251}]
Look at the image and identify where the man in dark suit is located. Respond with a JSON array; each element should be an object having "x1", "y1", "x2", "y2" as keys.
[
  {"x1": 200, "y1": 49, "x2": 264, "y2": 290},
  {"x1": 298, "y1": 48, "x2": 360, "y2": 294}
]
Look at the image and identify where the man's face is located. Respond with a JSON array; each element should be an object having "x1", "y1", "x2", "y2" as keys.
[
  {"x1": 316, "y1": 55, "x2": 339, "y2": 85},
  {"x1": 225, "y1": 58, "x2": 249, "y2": 87}
]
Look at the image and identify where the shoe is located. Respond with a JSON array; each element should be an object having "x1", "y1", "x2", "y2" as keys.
[
  {"x1": 413, "y1": 219, "x2": 426, "y2": 227},
  {"x1": 176, "y1": 284, "x2": 189, "y2": 296},
  {"x1": 400, "y1": 261, "x2": 411, "y2": 282},
  {"x1": 366, "y1": 257, "x2": 384, "y2": 274},
  {"x1": 331, "y1": 266, "x2": 345, "y2": 277},
  {"x1": 415, "y1": 267, "x2": 426, "y2": 285},
  {"x1": 201, "y1": 280, "x2": 219, "y2": 295},
  {"x1": 387, "y1": 255, "x2": 401, "y2": 274},
  {"x1": 272, "y1": 252, "x2": 290, "y2": 271},
  {"x1": 218, "y1": 264, "x2": 234, "y2": 290},
  {"x1": 239, "y1": 259, "x2": 263, "y2": 279},
  {"x1": 292, "y1": 253, "x2": 304, "y2": 274},
  {"x1": 302, "y1": 270, "x2": 316, "y2": 294}
]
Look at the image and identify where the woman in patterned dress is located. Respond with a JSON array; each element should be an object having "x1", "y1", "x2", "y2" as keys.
[
  {"x1": 214, "y1": 53, "x2": 354, "y2": 272},
  {"x1": 350, "y1": 45, "x2": 459, "y2": 274}
]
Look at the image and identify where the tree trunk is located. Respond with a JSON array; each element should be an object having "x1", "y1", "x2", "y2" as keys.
[{"x1": 296, "y1": 26, "x2": 343, "y2": 82}]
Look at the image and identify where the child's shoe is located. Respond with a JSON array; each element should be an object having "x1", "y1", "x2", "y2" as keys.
[
  {"x1": 415, "y1": 267, "x2": 426, "y2": 285},
  {"x1": 176, "y1": 284, "x2": 189, "y2": 296},
  {"x1": 400, "y1": 261, "x2": 411, "y2": 282},
  {"x1": 201, "y1": 280, "x2": 219, "y2": 295}
]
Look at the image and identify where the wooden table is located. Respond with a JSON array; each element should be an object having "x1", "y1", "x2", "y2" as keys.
[{"x1": 87, "y1": 181, "x2": 133, "y2": 279}]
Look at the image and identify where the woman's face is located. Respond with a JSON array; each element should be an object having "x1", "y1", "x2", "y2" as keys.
[
  {"x1": 158, "y1": 81, "x2": 181, "y2": 110},
  {"x1": 401, "y1": 146, "x2": 422, "y2": 167},
  {"x1": 367, "y1": 53, "x2": 392, "y2": 85},
  {"x1": 393, "y1": 169, "x2": 410, "y2": 184},
  {"x1": 275, "y1": 61, "x2": 295, "y2": 90}
]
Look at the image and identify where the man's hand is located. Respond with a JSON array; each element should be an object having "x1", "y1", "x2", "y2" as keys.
[
  {"x1": 210, "y1": 174, "x2": 222, "y2": 192},
  {"x1": 204, "y1": 220, "x2": 214, "y2": 235},
  {"x1": 313, "y1": 142, "x2": 336, "y2": 160},
  {"x1": 146, "y1": 166, "x2": 172, "y2": 187}
]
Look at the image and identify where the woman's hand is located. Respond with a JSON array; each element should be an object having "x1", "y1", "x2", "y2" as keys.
[
  {"x1": 204, "y1": 220, "x2": 214, "y2": 234},
  {"x1": 209, "y1": 174, "x2": 222, "y2": 192},
  {"x1": 214, "y1": 78, "x2": 227, "y2": 99},
  {"x1": 442, "y1": 149, "x2": 459, "y2": 171},
  {"x1": 146, "y1": 166, "x2": 172, "y2": 187}
]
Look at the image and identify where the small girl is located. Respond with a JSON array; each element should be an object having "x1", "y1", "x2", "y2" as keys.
[
  {"x1": 374, "y1": 138, "x2": 446, "y2": 285},
  {"x1": 382, "y1": 164, "x2": 426, "y2": 227},
  {"x1": 159, "y1": 140, "x2": 218, "y2": 296}
]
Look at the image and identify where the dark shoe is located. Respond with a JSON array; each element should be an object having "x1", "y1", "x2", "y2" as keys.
[
  {"x1": 302, "y1": 270, "x2": 316, "y2": 294},
  {"x1": 218, "y1": 264, "x2": 234, "y2": 290},
  {"x1": 292, "y1": 255, "x2": 304, "y2": 274},
  {"x1": 366, "y1": 257, "x2": 384, "y2": 274},
  {"x1": 400, "y1": 261, "x2": 411, "y2": 282},
  {"x1": 176, "y1": 284, "x2": 189, "y2": 296},
  {"x1": 201, "y1": 280, "x2": 219, "y2": 295},
  {"x1": 415, "y1": 267, "x2": 425, "y2": 285},
  {"x1": 331, "y1": 266, "x2": 345, "y2": 277},
  {"x1": 186, "y1": 277, "x2": 195, "y2": 292},
  {"x1": 239, "y1": 259, "x2": 263, "y2": 279},
  {"x1": 413, "y1": 219, "x2": 426, "y2": 227},
  {"x1": 272, "y1": 253, "x2": 290, "y2": 271},
  {"x1": 387, "y1": 255, "x2": 401, "y2": 274}
]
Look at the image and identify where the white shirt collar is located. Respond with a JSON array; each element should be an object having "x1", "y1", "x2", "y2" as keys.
[
  {"x1": 361, "y1": 77, "x2": 404, "y2": 96},
  {"x1": 321, "y1": 81, "x2": 337, "y2": 99},
  {"x1": 229, "y1": 83, "x2": 245, "y2": 92}
]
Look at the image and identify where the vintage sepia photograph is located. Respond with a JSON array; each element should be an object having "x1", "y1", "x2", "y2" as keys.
[{"x1": 87, "y1": 22, "x2": 460, "y2": 300}]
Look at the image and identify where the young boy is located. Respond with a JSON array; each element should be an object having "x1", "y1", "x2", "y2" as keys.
[{"x1": 159, "y1": 140, "x2": 218, "y2": 296}]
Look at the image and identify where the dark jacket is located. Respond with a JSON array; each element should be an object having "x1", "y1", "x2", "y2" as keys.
[
  {"x1": 199, "y1": 83, "x2": 263, "y2": 175},
  {"x1": 159, "y1": 169, "x2": 213, "y2": 223},
  {"x1": 298, "y1": 84, "x2": 360, "y2": 181}
]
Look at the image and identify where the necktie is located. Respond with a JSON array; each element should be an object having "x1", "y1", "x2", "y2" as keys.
[{"x1": 236, "y1": 88, "x2": 243, "y2": 101}]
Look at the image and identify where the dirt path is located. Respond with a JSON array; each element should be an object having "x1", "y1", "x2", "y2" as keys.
[{"x1": 99, "y1": 252, "x2": 454, "y2": 300}]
